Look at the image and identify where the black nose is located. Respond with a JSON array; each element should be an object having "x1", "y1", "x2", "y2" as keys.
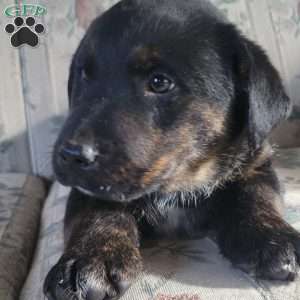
[{"x1": 59, "y1": 142, "x2": 98, "y2": 168}]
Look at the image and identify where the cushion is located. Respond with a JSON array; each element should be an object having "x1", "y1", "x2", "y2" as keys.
[
  {"x1": 0, "y1": 174, "x2": 47, "y2": 300},
  {"x1": 20, "y1": 149, "x2": 300, "y2": 300}
]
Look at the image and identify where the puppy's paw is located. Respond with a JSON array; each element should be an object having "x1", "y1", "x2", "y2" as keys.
[
  {"x1": 44, "y1": 240, "x2": 142, "y2": 300},
  {"x1": 236, "y1": 232, "x2": 300, "y2": 281},
  {"x1": 256, "y1": 236, "x2": 300, "y2": 281}
]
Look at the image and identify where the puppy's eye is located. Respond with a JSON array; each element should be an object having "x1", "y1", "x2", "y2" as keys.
[{"x1": 148, "y1": 73, "x2": 175, "y2": 94}]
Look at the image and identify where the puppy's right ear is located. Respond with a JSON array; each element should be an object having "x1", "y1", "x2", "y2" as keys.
[{"x1": 235, "y1": 36, "x2": 292, "y2": 152}]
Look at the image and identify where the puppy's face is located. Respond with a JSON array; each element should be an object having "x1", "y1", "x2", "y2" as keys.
[{"x1": 53, "y1": 0, "x2": 290, "y2": 202}]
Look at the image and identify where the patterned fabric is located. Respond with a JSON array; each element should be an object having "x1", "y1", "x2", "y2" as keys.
[
  {"x1": 20, "y1": 149, "x2": 300, "y2": 300},
  {"x1": 0, "y1": 174, "x2": 47, "y2": 300}
]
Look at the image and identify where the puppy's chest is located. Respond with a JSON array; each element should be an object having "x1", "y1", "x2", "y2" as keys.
[{"x1": 142, "y1": 202, "x2": 209, "y2": 238}]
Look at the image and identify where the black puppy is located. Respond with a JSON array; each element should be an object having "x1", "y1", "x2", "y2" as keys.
[{"x1": 44, "y1": 0, "x2": 300, "y2": 299}]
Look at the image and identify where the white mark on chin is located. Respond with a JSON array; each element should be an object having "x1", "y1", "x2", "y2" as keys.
[{"x1": 99, "y1": 185, "x2": 112, "y2": 192}]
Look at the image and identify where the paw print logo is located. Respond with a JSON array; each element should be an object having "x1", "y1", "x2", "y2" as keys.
[{"x1": 5, "y1": 16, "x2": 45, "y2": 48}]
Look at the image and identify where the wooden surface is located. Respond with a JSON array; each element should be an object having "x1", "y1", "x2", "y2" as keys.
[{"x1": 0, "y1": 0, "x2": 299, "y2": 177}]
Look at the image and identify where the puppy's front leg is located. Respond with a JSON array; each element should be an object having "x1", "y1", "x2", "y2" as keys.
[
  {"x1": 214, "y1": 163, "x2": 300, "y2": 280},
  {"x1": 44, "y1": 189, "x2": 142, "y2": 300}
]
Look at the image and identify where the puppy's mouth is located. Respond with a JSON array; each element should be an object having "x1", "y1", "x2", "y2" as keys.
[
  {"x1": 53, "y1": 149, "x2": 174, "y2": 202},
  {"x1": 54, "y1": 164, "x2": 158, "y2": 202},
  {"x1": 75, "y1": 185, "x2": 128, "y2": 201},
  {"x1": 71, "y1": 181, "x2": 161, "y2": 202}
]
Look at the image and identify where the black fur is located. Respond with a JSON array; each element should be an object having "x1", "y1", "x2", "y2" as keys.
[{"x1": 44, "y1": 1, "x2": 299, "y2": 300}]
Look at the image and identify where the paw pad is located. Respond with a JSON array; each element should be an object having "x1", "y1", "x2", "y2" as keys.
[{"x1": 5, "y1": 16, "x2": 45, "y2": 48}]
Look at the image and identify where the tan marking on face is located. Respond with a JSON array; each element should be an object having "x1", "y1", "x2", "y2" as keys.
[
  {"x1": 163, "y1": 157, "x2": 218, "y2": 193},
  {"x1": 141, "y1": 152, "x2": 175, "y2": 185},
  {"x1": 202, "y1": 106, "x2": 225, "y2": 134},
  {"x1": 140, "y1": 102, "x2": 224, "y2": 191},
  {"x1": 132, "y1": 46, "x2": 161, "y2": 70},
  {"x1": 115, "y1": 108, "x2": 163, "y2": 157},
  {"x1": 141, "y1": 121, "x2": 203, "y2": 188},
  {"x1": 159, "y1": 103, "x2": 223, "y2": 192},
  {"x1": 188, "y1": 102, "x2": 226, "y2": 135}
]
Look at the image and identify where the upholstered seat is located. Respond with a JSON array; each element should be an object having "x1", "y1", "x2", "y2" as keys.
[{"x1": 17, "y1": 149, "x2": 300, "y2": 300}]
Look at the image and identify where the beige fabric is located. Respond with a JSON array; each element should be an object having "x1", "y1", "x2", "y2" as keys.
[
  {"x1": 20, "y1": 149, "x2": 300, "y2": 300},
  {"x1": 0, "y1": 174, "x2": 47, "y2": 300},
  {"x1": 20, "y1": 184, "x2": 70, "y2": 300}
]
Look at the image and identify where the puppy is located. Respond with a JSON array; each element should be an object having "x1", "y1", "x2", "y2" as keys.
[{"x1": 44, "y1": 0, "x2": 300, "y2": 299}]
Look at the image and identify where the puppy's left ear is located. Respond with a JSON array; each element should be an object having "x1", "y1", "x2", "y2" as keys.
[{"x1": 236, "y1": 38, "x2": 292, "y2": 151}]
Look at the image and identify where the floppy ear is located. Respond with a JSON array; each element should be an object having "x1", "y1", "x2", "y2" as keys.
[{"x1": 237, "y1": 38, "x2": 292, "y2": 151}]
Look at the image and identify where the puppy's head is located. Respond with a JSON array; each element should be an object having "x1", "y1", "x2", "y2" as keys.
[{"x1": 53, "y1": 0, "x2": 291, "y2": 202}]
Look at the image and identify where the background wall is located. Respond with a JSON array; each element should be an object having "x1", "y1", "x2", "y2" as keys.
[{"x1": 0, "y1": 0, "x2": 300, "y2": 177}]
